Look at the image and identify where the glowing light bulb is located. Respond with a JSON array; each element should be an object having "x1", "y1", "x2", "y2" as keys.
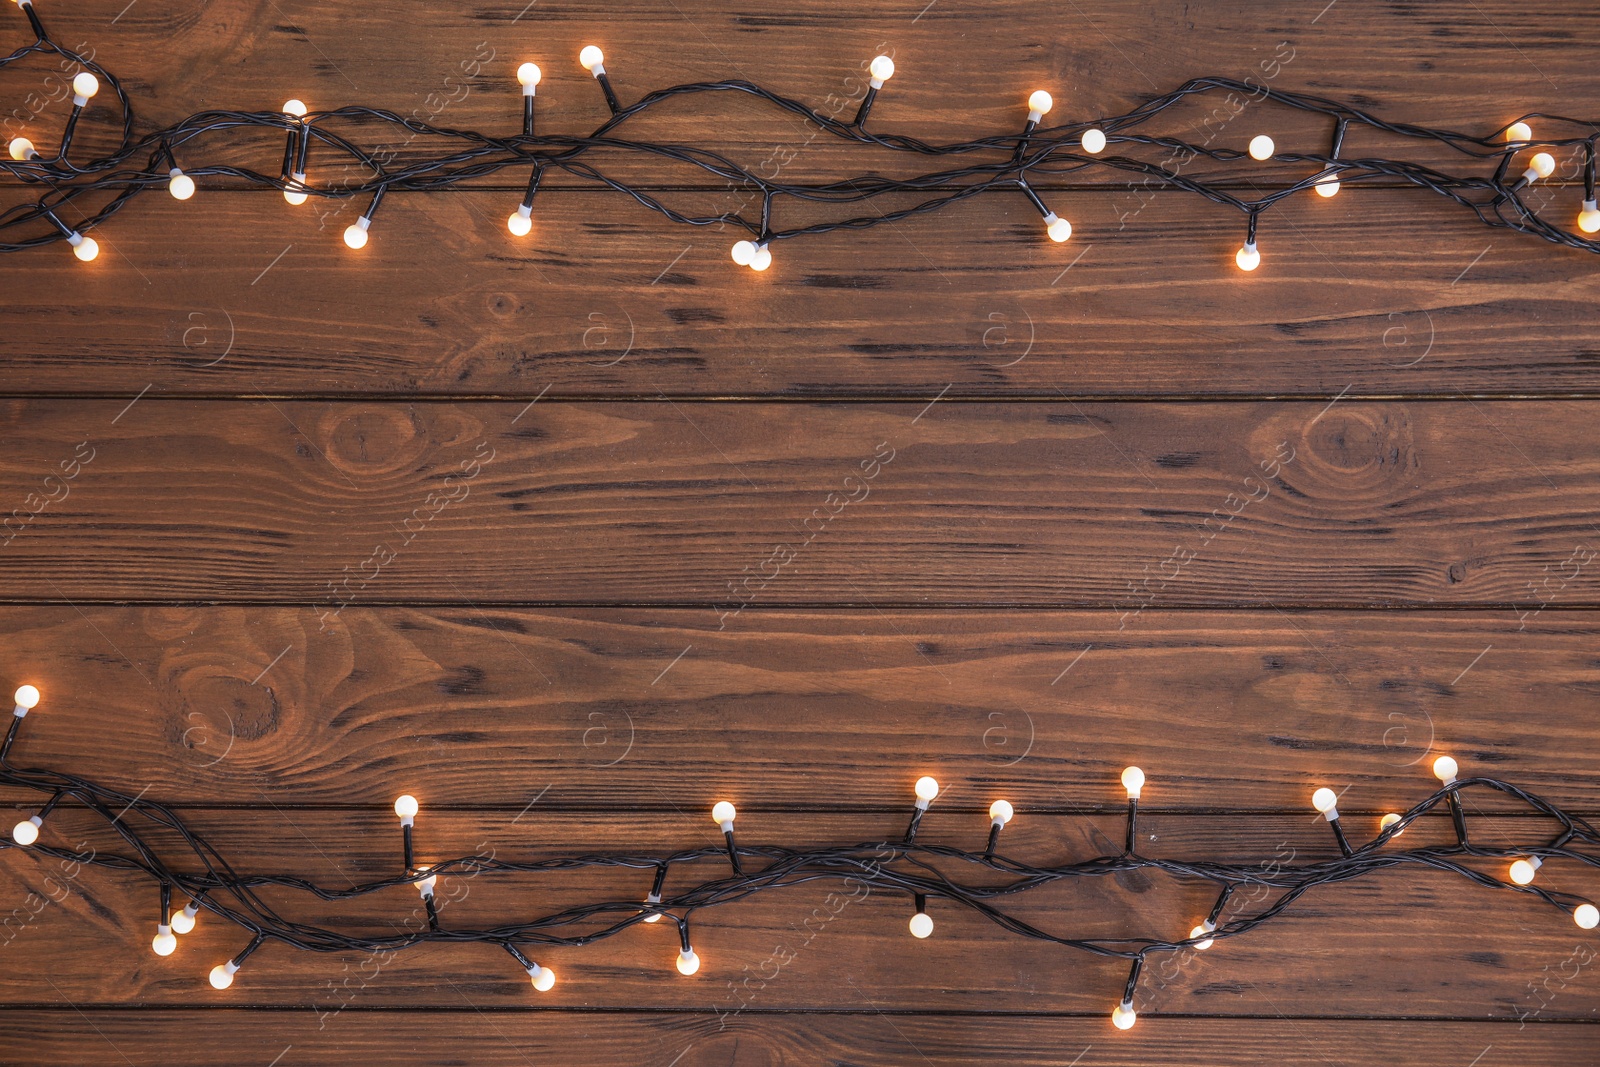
[
  {"x1": 1432, "y1": 756, "x2": 1458, "y2": 785},
  {"x1": 284, "y1": 172, "x2": 308, "y2": 206},
  {"x1": 909, "y1": 911, "x2": 933, "y2": 938},
  {"x1": 209, "y1": 962, "x2": 237, "y2": 989},
  {"x1": 988, "y1": 800, "x2": 1013, "y2": 826},
  {"x1": 416, "y1": 864, "x2": 438, "y2": 898},
  {"x1": 1311, "y1": 787, "x2": 1339, "y2": 817},
  {"x1": 579, "y1": 46, "x2": 604, "y2": 73},
  {"x1": 1081, "y1": 128, "x2": 1106, "y2": 154},
  {"x1": 1524, "y1": 152, "x2": 1556, "y2": 182},
  {"x1": 171, "y1": 904, "x2": 198, "y2": 935},
  {"x1": 1509, "y1": 858, "x2": 1541, "y2": 885},
  {"x1": 528, "y1": 964, "x2": 556, "y2": 991},
  {"x1": 1505, "y1": 121, "x2": 1532, "y2": 143},
  {"x1": 11, "y1": 817, "x2": 40, "y2": 845},
  {"x1": 1235, "y1": 242, "x2": 1260, "y2": 272},
  {"x1": 711, "y1": 801, "x2": 737, "y2": 828},
  {"x1": 283, "y1": 99, "x2": 308, "y2": 119},
  {"x1": 1248, "y1": 135, "x2": 1274, "y2": 161},
  {"x1": 730, "y1": 240, "x2": 755, "y2": 266},
  {"x1": 676, "y1": 948, "x2": 700, "y2": 975},
  {"x1": 343, "y1": 218, "x2": 370, "y2": 249},
  {"x1": 642, "y1": 892, "x2": 663, "y2": 922},
  {"x1": 152, "y1": 925, "x2": 177, "y2": 957},
  {"x1": 1112, "y1": 1001, "x2": 1137, "y2": 1029},
  {"x1": 507, "y1": 205, "x2": 533, "y2": 236},
  {"x1": 394, "y1": 795, "x2": 419, "y2": 821},
  {"x1": 1579, "y1": 199, "x2": 1600, "y2": 234},
  {"x1": 1576, "y1": 904, "x2": 1599, "y2": 930},
  {"x1": 1315, "y1": 174, "x2": 1340, "y2": 197},
  {"x1": 869, "y1": 55, "x2": 894, "y2": 88},
  {"x1": 1189, "y1": 920, "x2": 1216, "y2": 951},
  {"x1": 748, "y1": 245, "x2": 772, "y2": 272},
  {"x1": 1379, "y1": 813, "x2": 1403, "y2": 836},
  {"x1": 517, "y1": 62, "x2": 542, "y2": 89},
  {"x1": 1043, "y1": 212, "x2": 1072, "y2": 243},
  {"x1": 1120, "y1": 766, "x2": 1144, "y2": 799},
  {"x1": 914, "y1": 776, "x2": 940, "y2": 803},
  {"x1": 1026, "y1": 90, "x2": 1053, "y2": 124},
  {"x1": 8, "y1": 136, "x2": 36, "y2": 161},
  {"x1": 69, "y1": 233, "x2": 99, "y2": 262},
  {"x1": 168, "y1": 168, "x2": 196, "y2": 201},
  {"x1": 71, "y1": 72, "x2": 98, "y2": 104},
  {"x1": 14, "y1": 685, "x2": 40, "y2": 711}
]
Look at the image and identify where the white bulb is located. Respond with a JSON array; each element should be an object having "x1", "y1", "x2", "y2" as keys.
[
  {"x1": 171, "y1": 908, "x2": 197, "y2": 935},
  {"x1": 1506, "y1": 121, "x2": 1532, "y2": 142},
  {"x1": 1045, "y1": 214, "x2": 1072, "y2": 243},
  {"x1": 1027, "y1": 90, "x2": 1053, "y2": 117},
  {"x1": 394, "y1": 795, "x2": 419, "y2": 819},
  {"x1": 1311, "y1": 787, "x2": 1338, "y2": 814},
  {"x1": 1509, "y1": 858, "x2": 1539, "y2": 885},
  {"x1": 507, "y1": 209, "x2": 532, "y2": 236},
  {"x1": 209, "y1": 963, "x2": 235, "y2": 989},
  {"x1": 416, "y1": 865, "x2": 438, "y2": 897},
  {"x1": 1081, "y1": 128, "x2": 1106, "y2": 154},
  {"x1": 7, "y1": 137, "x2": 35, "y2": 161},
  {"x1": 1315, "y1": 175, "x2": 1340, "y2": 197},
  {"x1": 11, "y1": 819, "x2": 39, "y2": 846},
  {"x1": 711, "y1": 801, "x2": 737, "y2": 826},
  {"x1": 1112, "y1": 1001, "x2": 1137, "y2": 1030},
  {"x1": 1579, "y1": 200, "x2": 1600, "y2": 234},
  {"x1": 1189, "y1": 922, "x2": 1216, "y2": 951},
  {"x1": 71, "y1": 72, "x2": 98, "y2": 101},
  {"x1": 343, "y1": 221, "x2": 369, "y2": 249},
  {"x1": 530, "y1": 965, "x2": 556, "y2": 991},
  {"x1": 152, "y1": 927, "x2": 177, "y2": 956},
  {"x1": 642, "y1": 893, "x2": 663, "y2": 923},
  {"x1": 1432, "y1": 756, "x2": 1458, "y2": 783},
  {"x1": 1379, "y1": 813, "x2": 1403, "y2": 836},
  {"x1": 1235, "y1": 243, "x2": 1260, "y2": 272},
  {"x1": 988, "y1": 799, "x2": 1013, "y2": 826},
  {"x1": 169, "y1": 170, "x2": 196, "y2": 201},
  {"x1": 283, "y1": 99, "x2": 308, "y2": 118},
  {"x1": 1530, "y1": 152, "x2": 1556, "y2": 179},
  {"x1": 1120, "y1": 766, "x2": 1144, "y2": 799},
  {"x1": 579, "y1": 46, "x2": 604, "y2": 71},
  {"x1": 1576, "y1": 904, "x2": 1599, "y2": 930},
  {"x1": 13, "y1": 685, "x2": 40, "y2": 710},
  {"x1": 676, "y1": 949, "x2": 700, "y2": 975},
  {"x1": 869, "y1": 56, "x2": 895, "y2": 83},
  {"x1": 914, "y1": 776, "x2": 940, "y2": 802},
  {"x1": 730, "y1": 240, "x2": 755, "y2": 266},
  {"x1": 748, "y1": 246, "x2": 772, "y2": 272},
  {"x1": 72, "y1": 236, "x2": 99, "y2": 263},
  {"x1": 908, "y1": 912, "x2": 933, "y2": 939},
  {"x1": 1248, "y1": 135, "x2": 1274, "y2": 161},
  {"x1": 517, "y1": 62, "x2": 542, "y2": 88},
  {"x1": 284, "y1": 172, "x2": 308, "y2": 207}
]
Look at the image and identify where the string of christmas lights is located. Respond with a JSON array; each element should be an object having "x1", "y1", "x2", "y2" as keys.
[
  {"x1": 3, "y1": 0, "x2": 1600, "y2": 273},
  {"x1": 2, "y1": 683, "x2": 1597, "y2": 1027}
]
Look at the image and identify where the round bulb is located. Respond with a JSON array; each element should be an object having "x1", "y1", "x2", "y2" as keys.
[
  {"x1": 531, "y1": 966, "x2": 556, "y2": 991},
  {"x1": 7, "y1": 137, "x2": 34, "y2": 161},
  {"x1": 1509, "y1": 859, "x2": 1538, "y2": 885},
  {"x1": 14, "y1": 685, "x2": 40, "y2": 709},
  {"x1": 169, "y1": 173, "x2": 196, "y2": 201},
  {"x1": 284, "y1": 185, "x2": 308, "y2": 207},
  {"x1": 1027, "y1": 90, "x2": 1053, "y2": 116},
  {"x1": 1531, "y1": 152, "x2": 1556, "y2": 178},
  {"x1": 1311, "y1": 787, "x2": 1338, "y2": 814},
  {"x1": 579, "y1": 46, "x2": 604, "y2": 71},
  {"x1": 908, "y1": 912, "x2": 933, "y2": 939},
  {"x1": 1248, "y1": 135, "x2": 1274, "y2": 161},
  {"x1": 11, "y1": 820, "x2": 38, "y2": 846},
  {"x1": 988, "y1": 799, "x2": 1013, "y2": 825},
  {"x1": 1120, "y1": 766, "x2": 1144, "y2": 797},
  {"x1": 914, "y1": 776, "x2": 940, "y2": 802},
  {"x1": 394, "y1": 795, "x2": 419, "y2": 819},
  {"x1": 749, "y1": 247, "x2": 772, "y2": 272},
  {"x1": 170, "y1": 909, "x2": 196, "y2": 935},
  {"x1": 1235, "y1": 244, "x2": 1260, "y2": 272},
  {"x1": 73, "y1": 237, "x2": 99, "y2": 263},
  {"x1": 1576, "y1": 904, "x2": 1599, "y2": 930},
  {"x1": 507, "y1": 211, "x2": 532, "y2": 236},
  {"x1": 1315, "y1": 176, "x2": 1340, "y2": 197},
  {"x1": 869, "y1": 56, "x2": 894, "y2": 82},
  {"x1": 1081, "y1": 128, "x2": 1106, "y2": 154},
  {"x1": 283, "y1": 99, "x2": 308, "y2": 118},
  {"x1": 676, "y1": 949, "x2": 700, "y2": 975},
  {"x1": 208, "y1": 964, "x2": 234, "y2": 989},
  {"x1": 1432, "y1": 756, "x2": 1458, "y2": 783},
  {"x1": 1579, "y1": 203, "x2": 1600, "y2": 234},
  {"x1": 517, "y1": 62, "x2": 542, "y2": 87},
  {"x1": 1506, "y1": 121, "x2": 1532, "y2": 142},
  {"x1": 1046, "y1": 216, "x2": 1072, "y2": 243},
  {"x1": 1379, "y1": 813, "x2": 1402, "y2": 835},
  {"x1": 152, "y1": 930, "x2": 177, "y2": 956},
  {"x1": 711, "y1": 801, "x2": 737, "y2": 825},
  {"x1": 1189, "y1": 924, "x2": 1215, "y2": 951},
  {"x1": 730, "y1": 240, "x2": 755, "y2": 266},
  {"x1": 72, "y1": 72, "x2": 98, "y2": 100},
  {"x1": 343, "y1": 223, "x2": 369, "y2": 250},
  {"x1": 1112, "y1": 1003, "x2": 1137, "y2": 1030}
]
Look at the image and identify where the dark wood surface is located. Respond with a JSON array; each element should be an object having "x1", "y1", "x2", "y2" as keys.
[{"x1": 2, "y1": 0, "x2": 1598, "y2": 1063}]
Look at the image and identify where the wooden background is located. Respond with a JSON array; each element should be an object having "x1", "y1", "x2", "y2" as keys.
[{"x1": 2, "y1": 0, "x2": 1598, "y2": 1062}]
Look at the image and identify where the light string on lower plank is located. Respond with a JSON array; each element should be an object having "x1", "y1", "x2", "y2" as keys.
[
  {"x1": 3, "y1": 683, "x2": 1598, "y2": 1029},
  {"x1": 3, "y1": 1, "x2": 1600, "y2": 272}
]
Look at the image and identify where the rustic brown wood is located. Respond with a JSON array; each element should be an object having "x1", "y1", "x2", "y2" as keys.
[
  {"x1": 0, "y1": 1013, "x2": 1589, "y2": 1067},
  {"x1": 0, "y1": 808, "x2": 1592, "y2": 1017},
  {"x1": 2, "y1": 398, "x2": 1599, "y2": 606},
  {"x1": 0, "y1": 606, "x2": 1593, "y2": 810}
]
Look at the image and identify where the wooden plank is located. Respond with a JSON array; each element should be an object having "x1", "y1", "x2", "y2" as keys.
[
  {"x1": 0, "y1": 808, "x2": 1594, "y2": 1016},
  {"x1": 0, "y1": 1013, "x2": 1590, "y2": 1066},
  {"x1": 2, "y1": 399, "x2": 1599, "y2": 606},
  {"x1": 3, "y1": 189, "x2": 1598, "y2": 398}
]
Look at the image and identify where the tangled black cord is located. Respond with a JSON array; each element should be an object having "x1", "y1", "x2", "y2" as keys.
[
  {"x1": 3, "y1": 0, "x2": 1600, "y2": 268},
  {"x1": 1, "y1": 698, "x2": 1597, "y2": 1023}
]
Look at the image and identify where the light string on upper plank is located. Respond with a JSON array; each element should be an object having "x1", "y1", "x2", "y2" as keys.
[
  {"x1": 3, "y1": 683, "x2": 1598, "y2": 1029},
  {"x1": 3, "y1": 1, "x2": 1600, "y2": 272}
]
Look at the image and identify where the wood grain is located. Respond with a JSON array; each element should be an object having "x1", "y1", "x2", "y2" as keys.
[{"x1": 0, "y1": 606, "x2": 1592, "y2": 810}]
